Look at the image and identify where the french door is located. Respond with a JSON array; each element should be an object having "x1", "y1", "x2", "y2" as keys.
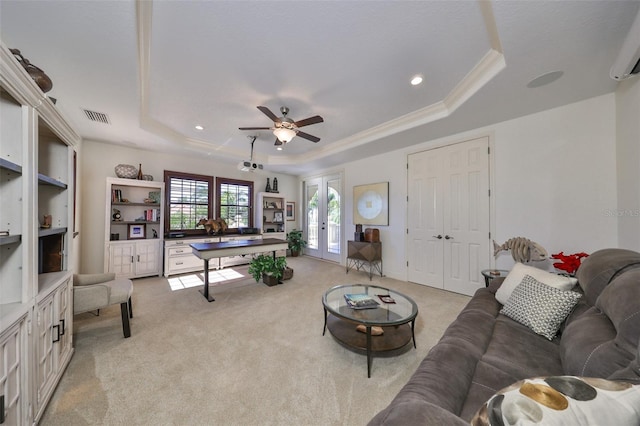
[
  {"x1": 304, "y1": 173, "x2": 342, "y2": 263},
  {"x1": 407, "y1": 137, "x2": 490, "y2": 296}
]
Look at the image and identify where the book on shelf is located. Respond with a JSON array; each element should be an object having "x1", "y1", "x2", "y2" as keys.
[{"x1": 344, "y1": 293, "x2": 379, "y2": 309}]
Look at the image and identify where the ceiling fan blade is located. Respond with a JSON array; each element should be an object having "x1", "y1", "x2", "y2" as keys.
[
  {"x1": 294, "y1": 115, "x2": 324, "y2": 128},
  {"x1": 274, "y1": 138, "x2": 283, "y2": 146},
  {"x1": 257, "y1": 106, "x2": 281, "y2": 123},
  {"x1": 238, "y1": 127, "x2": 271, "y2": 130},
  {"x1": 296, "y1": 131, "x2": 320, "y2": 143}
]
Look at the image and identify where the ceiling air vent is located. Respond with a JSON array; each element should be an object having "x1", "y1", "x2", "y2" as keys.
[{"x1": 83, "y1": 109, "x2": 110, "y2": 124}]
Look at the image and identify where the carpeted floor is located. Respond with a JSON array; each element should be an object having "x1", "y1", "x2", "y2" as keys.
[{"x1": 41, "y1": 256, "x2": 470, "y2": 425}]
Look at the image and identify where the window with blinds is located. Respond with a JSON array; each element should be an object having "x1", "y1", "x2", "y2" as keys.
[
  {"x1": 164, "y1": 171, "x2": 213, "y2": 233},
  {"x1": 217, "y1": 178, "x2": 253, "y2": 229}
]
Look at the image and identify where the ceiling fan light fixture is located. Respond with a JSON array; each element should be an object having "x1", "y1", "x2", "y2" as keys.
[{"x1": 273, "y1": 127, "x2": 296, "y2": 143}]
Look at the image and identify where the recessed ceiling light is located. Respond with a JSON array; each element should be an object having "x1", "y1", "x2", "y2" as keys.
[
  {"x1": 276, "y1": 146, "x2": 283, "y2": 151},
  {"x1": 411, "y1": 75, "x2": 423, "y2": 86},
  {"x1": 526, "y1": 71, "x2": 564, "y2": 88},
  {"x1": 195, "y1": 125, "x2": 204, "y2": 130}
]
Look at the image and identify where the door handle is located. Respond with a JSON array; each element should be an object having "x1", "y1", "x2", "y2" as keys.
[
  {"x1": 432, "y1": 235, "x2": 443, "y2": 239},
  {"x1": 445, "y1": 235, "x2": 454, "y2": 240},
  {"x1": 53, "y1": 324, "x2": 60, "y2": 343},
  {"x1": 60, "y1": 319, "x2": 65, "y2": 336}
]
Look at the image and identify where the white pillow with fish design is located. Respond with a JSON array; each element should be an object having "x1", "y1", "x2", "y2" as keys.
[{"x1": 496, "y1": 263, "x2": 577, "y2": 305}]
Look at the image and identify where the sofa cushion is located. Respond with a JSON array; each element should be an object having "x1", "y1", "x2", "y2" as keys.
[
  {"x1": 500, "y1": 275, "x2": 581, "y2": 340},
  {"x1": 496, "y1": 263, "x2": 577, "y2": 305},
  {"x1": 576, "y1": 248, "x2": 640, "y2": 306},
  {"x1": 470, "y1": 376, "x2": 640, "y2": 426},
  {"x1": 561, "y1": 268, "x2": 640, "y2": 378}
]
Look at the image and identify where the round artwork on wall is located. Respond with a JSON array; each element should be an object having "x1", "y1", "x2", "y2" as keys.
[{"x1": 357, "y1": 190, "x2": 383, "y2": 220}]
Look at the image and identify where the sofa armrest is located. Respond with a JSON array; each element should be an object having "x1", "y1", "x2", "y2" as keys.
[
  {"x1": 74, "y1": 273, "x2": 117, "y2": 286},
  {"x1": 368, "y1": 400, "x2": 469, "y2": 426},
  {"x1": 73, "y1": 284, "x2": 111, "y2": 314},
  {"x1": 487, "y1": 276, "x2": 505, "y2": 294}
]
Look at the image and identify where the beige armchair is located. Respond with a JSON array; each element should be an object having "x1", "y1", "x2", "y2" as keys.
[{"x1": 73, "y1": 273, "x2": 134, "y2": 338}]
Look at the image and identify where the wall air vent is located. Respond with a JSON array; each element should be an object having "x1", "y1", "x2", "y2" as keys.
[{"x1": 83, "y1": 109, "x2": 110, "y2": 124}]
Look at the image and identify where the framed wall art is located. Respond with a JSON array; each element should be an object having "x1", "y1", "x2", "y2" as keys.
[
  {"x1": 286, "y1": 201, "x2": 295, "y2": 221},
  {"x1": 128, "y1": 223, "x2": 146, "y2": 239},
  {"x1": 353, "y1": 182, "x2": 389, "y2": 226},
  {"x1": 274, "y1": 211, "x2": 284, "y2": 223}
]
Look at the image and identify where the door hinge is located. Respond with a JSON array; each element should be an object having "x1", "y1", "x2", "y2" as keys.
[
  {"x1": 27, "y1": 318, "x2": 32, "y2": 335},
  {"x1": 488, "y1": 189, "x2": 491, "y2": 197},
  {"x1": 489, "y1": 231, "x2": 491, "y2": 239},
  {"x1": 406, "y1": 261, "x2": 409, "y2": 267},
  {"x1": 488, "y1": 146, "x2": 490, "y2": 155},
  {"x1": 406, "y1": 228, "x2": 409, "y2": 234}
]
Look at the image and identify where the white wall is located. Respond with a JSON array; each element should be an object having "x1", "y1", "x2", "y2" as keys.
[
  {"x1": 615, "y1": 76, "x2": 640, "y2": 251},
  {"x1": 340, "y1": 93, "x2": 619, "y2": 280},
  {"x1": 78, "y1": 140, "x2": 299, "y2": 273},
  {"x1": 78, "y1": 92, "x2": 622, "y2": 278}
]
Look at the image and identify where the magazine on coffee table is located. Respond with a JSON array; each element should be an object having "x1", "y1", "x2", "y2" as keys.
[{"x1": 344, "y1": 293, "x2": 380, "y2": 309}]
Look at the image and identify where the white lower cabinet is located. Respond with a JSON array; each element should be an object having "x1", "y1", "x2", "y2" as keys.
[
  {"x1": 34, "y1": 275, "x2": 73, "y2": 423},
  {"x1": 106, "y1": 240, "x2": 162, "y2": 279},
  {"x1": 164, "y1": 237, "x2": 219, "y2": 277},
  {"x1": 0, "y1": 313, "x2": 29, "y2": 426},
  {"x1": 219, "y1": 235, "x2": 263, "y2": 268}
]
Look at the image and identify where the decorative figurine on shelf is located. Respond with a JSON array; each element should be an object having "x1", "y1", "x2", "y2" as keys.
[
  {"x1": 41, "y1": 214, "x2": 52, "y2": 229},
  {"x1": 152, "y1": 229, "x2": 158, "y2": 239},
  {"x1": 272, "y1": 177, "x2": 279, "y2": 193},
  {"x1": 265, "y1": 178, "x2": 272, "y2": 193},
  {"x1": 113, "y1": 208, "x2": 122, "y2": 221}
]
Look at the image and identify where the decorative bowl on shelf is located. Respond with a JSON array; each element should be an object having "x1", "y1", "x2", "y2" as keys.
[{"x1": 114, "y1": 164, "x2": 137, "y2": 179}]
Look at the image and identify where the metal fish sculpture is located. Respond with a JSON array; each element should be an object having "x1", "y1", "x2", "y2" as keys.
[{"x1": 493, "y1": 237, "x2": 548, "y2": 263}]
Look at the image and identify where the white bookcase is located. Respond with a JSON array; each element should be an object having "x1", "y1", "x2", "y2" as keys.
[
  {"x1": 256, "y1": 192, "x2": 286, "y2": 257},
  {"x1": 104, "y1": 177, "x2": 164, "y2": 278},
  {"x1": 0, "y1": 42, "x2": 79, "y2": 424}
]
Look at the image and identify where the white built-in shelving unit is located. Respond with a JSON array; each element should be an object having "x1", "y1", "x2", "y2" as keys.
[
  {"x1": 104, "y1": 177, "x2": 164, "y2": 278},
  {"x1": 0, "y1": 42, "x2": 79, "y2": 424}
]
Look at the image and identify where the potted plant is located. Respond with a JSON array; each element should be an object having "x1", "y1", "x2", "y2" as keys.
[
  {"x1": 286, "y1": 229, "x2": 307, "y2": 257},
  {"x1": 248, "y1": 254, "x2": 288, "y2": 286}
]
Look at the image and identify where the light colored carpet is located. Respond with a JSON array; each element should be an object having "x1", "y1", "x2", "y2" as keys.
[{"x1": 41, "y1": 256, "x2": 470, "y2": 425}]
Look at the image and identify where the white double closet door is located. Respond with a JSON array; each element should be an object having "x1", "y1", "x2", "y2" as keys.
[{"x1": 407, "y1": 137, "x2": 491, "y2": 296}]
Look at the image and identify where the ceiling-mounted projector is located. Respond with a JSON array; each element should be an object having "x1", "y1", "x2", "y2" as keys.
[{"x1": 237, "y1": 161, "x2": 263, "y2": 172}]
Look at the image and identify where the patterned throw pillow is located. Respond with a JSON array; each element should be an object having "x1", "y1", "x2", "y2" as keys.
[
  {"x1": 500, "y1": 275, "x2": 581, "y2": 340},
  {"x1": 471, "y1": 376, "x2": 640, "y2": 426}
]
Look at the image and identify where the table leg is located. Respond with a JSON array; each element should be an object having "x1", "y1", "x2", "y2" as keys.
[
  {"x1": 198, "y1": 259, "x2": 216, "y2": 302},
  {"x1": 410, "y1": 319, "x2": 417, "y2": 349},
  {"x1": 366, "y1": 326, "x2": 372, "y2": 378},
  {"x1": 322, "y1": 308, "x2": 328, "y2": 336}
]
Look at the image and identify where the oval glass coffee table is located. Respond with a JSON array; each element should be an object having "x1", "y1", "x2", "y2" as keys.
[{"x1": 322, "y1": 284, "x2": 418, "y2": 377}]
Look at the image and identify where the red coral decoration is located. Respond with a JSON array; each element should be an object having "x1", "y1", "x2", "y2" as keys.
[{"x1": 551, "y1": 252, "x2": 589, "y2": 275}]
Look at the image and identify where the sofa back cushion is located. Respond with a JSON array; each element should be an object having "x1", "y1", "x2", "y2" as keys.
[
  {"x1": 576, "y1": 248, "x2": 640, "y2": 306},
  {"x1": 560, "y1": 267, "x2": 640, "y2": 379}
]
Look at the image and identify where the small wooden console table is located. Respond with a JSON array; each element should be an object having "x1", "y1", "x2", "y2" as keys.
[{"x1": 346, "y1": 240, "x2": 382, "y2": 280}]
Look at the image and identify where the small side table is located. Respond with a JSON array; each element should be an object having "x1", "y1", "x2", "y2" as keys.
[
  {"x1": 346, "y1": 241, "x2": 382, "y2": 280},
  {"x1": 481, "y1": 269, "x2": 510, "y2": 287}
]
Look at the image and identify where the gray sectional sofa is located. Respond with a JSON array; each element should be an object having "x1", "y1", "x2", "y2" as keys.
[{"x1": 369, "y1": 248, "x2": 640, "y2": 425}]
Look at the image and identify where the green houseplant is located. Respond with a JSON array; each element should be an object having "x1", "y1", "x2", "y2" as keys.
[
  {"x1": 248, "y1": 254, "x2": 288, "y2": 286},
  {"x1": 286, "y1": 229, "x2": 307, "y2": 257}
]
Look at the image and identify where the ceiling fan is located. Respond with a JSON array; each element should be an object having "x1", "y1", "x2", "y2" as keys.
[{"x1": 239, "y1": 106, "x2": 323, "y2": 148}]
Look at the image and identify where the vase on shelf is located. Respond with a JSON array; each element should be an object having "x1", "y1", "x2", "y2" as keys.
[
  {"x1": 137, "y1": 163, "x2": 143, "y2": 180},
  {"x1": 265, "y1": 178, "x2": 271, "y2": 192}
]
